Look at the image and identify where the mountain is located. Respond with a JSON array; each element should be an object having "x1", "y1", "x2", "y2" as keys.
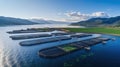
[
  {"x1": 47, "y1": 20, "x2": 71, "y2": 24},
  {"x1": 0, "y1": 16, "x2": 38, "y2": 26},
  {"x1": 29, "y1": 19, "x2": 71, "y2": 24},
  {"x1": 71, "y1": 16, "x2": 120, "y2": 27}
]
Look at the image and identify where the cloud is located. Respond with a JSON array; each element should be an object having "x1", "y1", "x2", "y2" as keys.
[
  {"x1": 64, "y1": 11, "x2": 109, "y2": 22},
  {"x1": 29, "y1": 11, "x2": 109, "y2": 23},
  {"x1": 91, "y1": 12, "x2": 109, "y2": 18}
]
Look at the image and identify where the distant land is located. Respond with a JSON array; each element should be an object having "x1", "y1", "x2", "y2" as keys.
[
  {"x1": 0, "y1": 16, "x2": 70, "y2": 27},
  {"x1": 1, "y1": 16, "x2": 120, "y2": 27},
  {"x1": 71, "y1": 16, "x2": 120, "y2": 27}
]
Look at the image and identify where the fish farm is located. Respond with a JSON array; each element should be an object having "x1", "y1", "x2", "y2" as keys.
[
  {"x1": 39, "y1": 37, "x2": 110, "y2": 58},
  {"x1": 10, "y1": 34, "x2": 52, "y2": 40},
  {"x1": 7, "y1": 28, "x2": 114, "y2": 59}
]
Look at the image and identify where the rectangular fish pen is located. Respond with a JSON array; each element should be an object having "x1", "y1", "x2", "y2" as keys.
[
  {"x1": 20, "y1": 36, "x2": 72, "y2": 46},
  {"x1": 51, "y1": 32, "x2": 69, "y2": 36},
  {"x1": 7, "y1": 28, "x2": 54, "y2": 34},
  {"x1": 10, "y1": 34, "x2": 52, "y2": 40}
]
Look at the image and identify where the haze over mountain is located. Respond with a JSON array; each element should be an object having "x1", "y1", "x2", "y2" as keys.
[
  {"x1": 0, "y1": 16, "x2": 39, "y2": 26},
  {"x1": 29, "y1": 19, "x2": 51, "y2": 24},
  {"x1": 29, "y1": 19, "x2": 71, "y2": 24},
  {"x1": 71, "y1": 16, "x2": 120, "y2": 27}
]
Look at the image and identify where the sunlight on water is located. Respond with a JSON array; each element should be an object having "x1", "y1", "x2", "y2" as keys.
[{"x1": 0, "y1": 39, "x2": 7, "y2": 67}]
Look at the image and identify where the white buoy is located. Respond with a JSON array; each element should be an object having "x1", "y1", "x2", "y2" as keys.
[
  {"x1": 84, "y1": 47, "x2": 91, "y2": 50},
  {"x1": 102, "y1": 41, "x2": 107, "y2": 44}
]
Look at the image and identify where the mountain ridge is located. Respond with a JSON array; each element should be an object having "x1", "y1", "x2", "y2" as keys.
[
  {"x1": 0, "y1": 16, "x2": 39, "y2": 26},
  {"x1": 71, "y1": 16, "x2": 120, "y2": 27}
]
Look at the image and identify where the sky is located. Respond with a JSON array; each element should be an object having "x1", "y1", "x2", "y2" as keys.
[{"x1": 0, "y1": 0, "x2": 120, "y2": 22}]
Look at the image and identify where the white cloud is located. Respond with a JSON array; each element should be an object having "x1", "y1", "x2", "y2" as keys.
[
  {"x1": 64, "y1": 11, "x2": 109, "y2": 22},
  {"x1": 91, "y1": 12, "x2": 109, "y2": 18}
]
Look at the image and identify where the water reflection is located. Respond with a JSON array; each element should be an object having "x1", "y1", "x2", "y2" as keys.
[{"x1": 0, "y1": 25, "x2": 120, "y2": 67}]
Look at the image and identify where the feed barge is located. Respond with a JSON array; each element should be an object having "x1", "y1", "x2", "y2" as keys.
[
  {"x1": 20, "y1": 36, "x2": 72, "y2": 46},
  {"x1": 10, "y1": 34, "x2": 52, "y2": 40},
  {"x1": 39, "y1": 37, "x2": 110, "y2": 58}
]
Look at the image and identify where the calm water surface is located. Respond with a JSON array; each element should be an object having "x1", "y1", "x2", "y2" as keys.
[{"x1": 0, "y1": 24, "x2": 120, "y2": 67}]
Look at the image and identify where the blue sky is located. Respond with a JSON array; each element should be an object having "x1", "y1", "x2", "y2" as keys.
[{"x1": 0, "y1": 0, "x2": 120, "y2": 21}]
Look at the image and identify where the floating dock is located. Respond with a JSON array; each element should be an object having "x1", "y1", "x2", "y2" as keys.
[
  {"x1": 10, "y1": 34, "x2": 52, "y2": 40},
  {"x1": 51, "y1": 32, "x2": 70, "y2": 36},
  {"x1": 7, "y1": 30, "x2": 44, "y2": 34},
  {"x1": 7, "y1": 28, "x2": 54, "y2": 34},
  {"x1": 39, "y1": 37, "x2": 110, "y2": 58},
  {"x1": 20, "y1": 36, "x2": 72, "y2": 46}
]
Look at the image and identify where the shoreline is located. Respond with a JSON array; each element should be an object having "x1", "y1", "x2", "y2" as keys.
[{"x1": 64, "y1": 27, "x2": 120, "y2": 37}]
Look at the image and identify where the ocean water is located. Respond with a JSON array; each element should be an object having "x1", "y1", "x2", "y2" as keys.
[{"x1": 0, "y1": 24, "x2": 120, "y2": 67}]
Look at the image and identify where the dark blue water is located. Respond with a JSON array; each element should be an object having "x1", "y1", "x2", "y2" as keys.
[{"x1": 0, "y1": 26, "x2": 120, "y2": 67}]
